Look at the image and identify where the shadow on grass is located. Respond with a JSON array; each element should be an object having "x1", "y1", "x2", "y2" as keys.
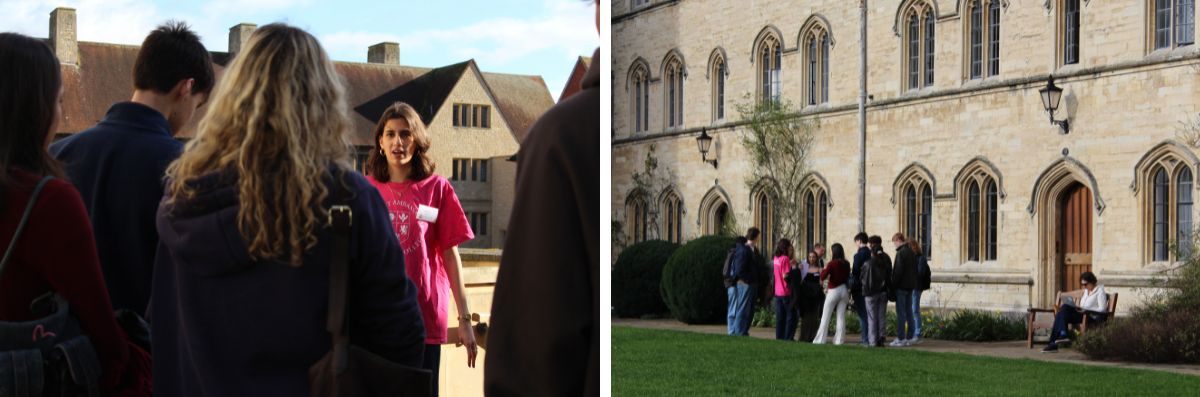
[{"x1": 613, "y1": 326, "x2": 1200, "y2": 396}]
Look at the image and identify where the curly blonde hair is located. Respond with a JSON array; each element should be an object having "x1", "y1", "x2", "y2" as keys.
[{"x1": 165, "y1": 23, "x2": 352, "y2": 267}]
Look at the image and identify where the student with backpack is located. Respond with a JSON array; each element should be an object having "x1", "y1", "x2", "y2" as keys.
[
  {"x1": 725, "y1": 236, "x2": 748, "y2": 335},
  {"x1": 890, "y1": 233, "x2": 919, "y2": 347},
  {"x1": 909, "y1": 236, "x2": 931, "y2": 344},
  {"x1": 861, "y1": 235, "x2": 892, "y2": 347}
]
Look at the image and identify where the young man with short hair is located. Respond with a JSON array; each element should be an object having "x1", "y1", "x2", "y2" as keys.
[
  {"x1": 50, "y1": 21, "x2": 214, "y2": 316},
  {"x1": 850, "y1": 232, "x2": 871, "y2": 345},
  {"x1": 726, "y1": 235, "x2": 748, "y2": 335},
  {"x1": 730, "y1": 227, "x2": 761, "y2": 336}
]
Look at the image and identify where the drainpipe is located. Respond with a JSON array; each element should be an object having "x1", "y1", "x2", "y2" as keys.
[{"x1": 858, "y1": 0, "x2": 868, "y2": 233}]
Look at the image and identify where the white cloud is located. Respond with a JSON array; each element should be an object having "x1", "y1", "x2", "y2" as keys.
[
  {"x1": 321, "y1": 0, "x2": 595, "y2": 67},
  {"x1": 0, "y1": 0, "x2": 161, "y2": 45}
]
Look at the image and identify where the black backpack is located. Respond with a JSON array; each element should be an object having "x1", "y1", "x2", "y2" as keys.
[
  {"x1": 918, "y1": 255, "x2": 932, "y2": 291},
  {"x1": 862, "y1": 253, "x2": 891, "y2": 296},
  {"x1": 721, "y1": 246, "x2": 738, "y2": 289}
]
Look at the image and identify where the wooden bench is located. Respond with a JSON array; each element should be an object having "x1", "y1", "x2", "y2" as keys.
[{"x1": 1027, "y1": 290, "x2": 1118, "y2": 348}]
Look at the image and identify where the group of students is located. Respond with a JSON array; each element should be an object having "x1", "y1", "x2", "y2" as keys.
[
  {"x1": 726, "y1": 227, "x2": 932, "y2": 347},
  {"x1": 0, "y1": 5, "x2": 600, "y2": 396}
]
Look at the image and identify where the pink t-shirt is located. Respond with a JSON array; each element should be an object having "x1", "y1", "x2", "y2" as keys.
[
  {"x1": 774, "y1": 255, "x2": 793, "y2": 297},
  {"x1": 369, "y1": 175, "x2": 474, "y2": 344}
]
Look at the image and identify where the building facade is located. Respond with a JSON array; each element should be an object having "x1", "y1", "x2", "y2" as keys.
[
  {"x1": 611, "y1": 0, "x2": 1200, "y2": 313},
  {"x1": 44, "y1": 7, "x2": 556, "y2": 249}
]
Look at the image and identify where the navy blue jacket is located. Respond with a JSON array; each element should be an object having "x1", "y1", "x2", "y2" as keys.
[
  {"x1": 49, "y1": 102, "x2": 183, "y2": 316},
  {"x1": 851, "y1": 246, "x2": 871, "y2": 294},
  {"x1": 151, "y1": 168, "x2": 426, "y2": 396},
  {"x1": 732, "y1": 244, "x2": 758, "y2": 285}
]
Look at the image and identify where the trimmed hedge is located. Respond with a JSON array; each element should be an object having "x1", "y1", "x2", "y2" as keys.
[
  {"x1": 660, "y1": 235, "x2": 768, "y2": 324},
  {"x1": 612, "y1": 240, "x2": 681, "y2": 318}
]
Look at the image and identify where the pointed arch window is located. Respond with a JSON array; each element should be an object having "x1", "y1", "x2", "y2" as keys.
[
  {"x1": 800, "y1": 184, "x2": 829, "y2": 254},
  {"x1": 759, "y1": 35, "x2": 782, "y2": 103},
  {"x1": 1136, "y1": 146, "x2": 1199, "y2": 264},
  {"x1": 665, "y1": 57, "x2": 684, "y2": 128},
  {"x1": 711, "y1": 55, "x2": 726, "y2": 121},
  {"x1": 631, "y1": 65, "x2": 649, "y2": 133},
  {"x1": 900, "y1": 175, "x2": 933, "y2": 260},
  {"x1": 903, "y1": 2, "x2": 936, "y2": 90},
  {"x1": 629, "y1": 196, "x2": 649, "y2": 243},
  {"x1": 663, "y1": 192, "x2": 683, "y2": 244},
  {"x1": 963, "y1": 175, "x2": 999, "y2": 262},
  {"x1": 756, "y1": 193, "x2": 774, "y2": 256},
  {"x1": 803, "y1": 26, "x2": 831, "y2": 106}
]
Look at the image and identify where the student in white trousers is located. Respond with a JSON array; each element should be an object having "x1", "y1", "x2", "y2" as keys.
[{"x1": 814, "y1": 243, "x2": 851, "y2": 345}]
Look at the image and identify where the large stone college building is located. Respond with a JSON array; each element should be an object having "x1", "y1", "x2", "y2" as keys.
[{"x1": 611, "y1": 0, "x2": 1200, "y2": 313}]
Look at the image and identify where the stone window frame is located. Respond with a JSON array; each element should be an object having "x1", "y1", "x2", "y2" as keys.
[
  {"x1": 1146, "y1": 0, "x2": 1196, "y2": 53},
  {"x1": 799, "y1": 22, "x2": 832, "y2": 107},
  {"x1": 898, "y1": 0, "x2": 937, "y2": 92},
  {"x1": 627, "y1": 60, "x2": 651, "y2": 135},
  {"x1": 661, "y1": 51, "x2": 686, "y2": 131},
  {"x1": 755, "y1": 31, "x2": 783, "y2": 104},
  {"x1": 708, "y1": 48, "x2": 729, "y2": 122},
  {"x1": 750, "y1": 180, "x2": 777, "y2": 256},
  {"x1": 626, "y1": 191, "x2": 650, "y2": 244},
  {"x1": 955, "y1": 160, "x2": 1004, "y2": 264},
  {"x1": 698, "y1": 185, "x2": 733, "y2": 236},
  {"x1": 798, "y1": 179, "x2": 829, "y2": 256},
  {"x1": 1050, "y1": 0, "x2": 1086, "y2": 67},
  {"x1": 1132, "y1": 141, "x2": 1200, "y2": 266},
  {"x1": 894, "y1": 165, "x2": 935, "y2": 260},
  {"x1": 963, "y1": 0, "x2": 1003, "y2": 80},
  {"x1": 660, "y1": 186, "x2": 685, "y2": 244}
]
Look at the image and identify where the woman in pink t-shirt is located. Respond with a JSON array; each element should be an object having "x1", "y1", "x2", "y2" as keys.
[
  {"x1": 366, "y1": 102, "x2": 477, "y2": 397},
  {"x1": 772, "y1": 239, "x2": 798, "y2": 341}
]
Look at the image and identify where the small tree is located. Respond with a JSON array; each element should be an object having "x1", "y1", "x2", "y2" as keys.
[{"x1": 734, "y1": 94, "x2": 818, "y2": 244}]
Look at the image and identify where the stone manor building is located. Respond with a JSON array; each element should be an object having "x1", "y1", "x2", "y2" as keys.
[
  {"x1": 41, "y1": 7, "x2": 557, "y2": 249},
  {"x1": 611, "y1": 0, "x2": 1200, "y2": 313}
]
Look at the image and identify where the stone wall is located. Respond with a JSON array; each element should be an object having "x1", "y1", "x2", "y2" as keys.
[{"x1": 611, "y1": 0, "x2": 1200, "y2": 314}]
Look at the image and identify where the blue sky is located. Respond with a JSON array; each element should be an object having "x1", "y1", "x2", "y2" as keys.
[{"x1": 0, "y1": 0, "x2": 599, "y2": 100}]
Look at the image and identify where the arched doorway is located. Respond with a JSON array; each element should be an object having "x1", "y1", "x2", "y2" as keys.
[
  {"x1": 1057, "y1": 183, "x2": 1092, "y2": 293},
  {"x1": 1029, "y1": 157, "x2": 1105, "y2": 308}
]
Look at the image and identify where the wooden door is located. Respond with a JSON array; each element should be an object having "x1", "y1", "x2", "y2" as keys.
[{"x1": 1059, "y1": 184, "x2": 1093, "y2": 292}]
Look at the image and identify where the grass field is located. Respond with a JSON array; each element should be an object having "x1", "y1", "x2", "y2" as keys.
[{"x1": 612, "y1": 326, "x2": 1200, "y2": 396}]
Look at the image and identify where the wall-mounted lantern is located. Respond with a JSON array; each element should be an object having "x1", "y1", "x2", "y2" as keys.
[
  {"x1": 696, "y1": 127, "x2": 718, "y2": 168},
  {"x1": 1039, "y1": 75, "x2": 1070, "y2": 134}
]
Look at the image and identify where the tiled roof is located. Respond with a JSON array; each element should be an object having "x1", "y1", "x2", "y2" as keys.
[
  {"x1": 58, "y1": 41, "x2": 553, "y2": 147},
  {"x1": 482, "y1": 72, "x2": 553, "y2": 143},
  {"x1": 557, "y1": 56, "x2": 591, "y2": 103}
]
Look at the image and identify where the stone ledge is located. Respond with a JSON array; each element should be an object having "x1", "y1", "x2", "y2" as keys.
[
  {"x1": 932, "y1": 274, "x2": 1033, "y2": 285},
  {"x1": 459, "y1": 248, "x2": 502, "y2": 264}
]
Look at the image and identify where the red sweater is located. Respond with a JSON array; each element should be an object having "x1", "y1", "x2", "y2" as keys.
[
  {"x1": 0, "y1": 169, "x2": 129, "y2": 393},
  {"x1": 820, "y1": 259, "x2": 850, "y2": 289}
]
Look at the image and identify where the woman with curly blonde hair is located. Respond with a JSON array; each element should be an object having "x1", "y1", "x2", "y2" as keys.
[
  {"x1": 366, "y1": 101, "x2": 477, "y2": 397},
  {"x1": 152, "y1": 23, "x2": 425, "y2": 396}
]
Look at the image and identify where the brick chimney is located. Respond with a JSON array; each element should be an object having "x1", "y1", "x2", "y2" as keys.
[
  {"x1": 228, "y1": 23, "x2": 257, "y2": 58},
  {"x1": 368, "y1": 42, "x2": 400, "y2": 65},
  {"x1": 49, "y1": 7, "x2": 77, "y2": 65}
]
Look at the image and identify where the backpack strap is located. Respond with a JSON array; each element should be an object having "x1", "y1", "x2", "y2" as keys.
[
  {"x1": 325, "y1": 172, "x2": 354, "y2": 375},
  {"x1": 0, "y1": 176, "x2": 54, "y2": 282}
]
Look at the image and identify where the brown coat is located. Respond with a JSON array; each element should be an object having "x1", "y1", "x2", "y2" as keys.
[{"x1": 483, "y1": 48, "x2": 599, "y2": 397}]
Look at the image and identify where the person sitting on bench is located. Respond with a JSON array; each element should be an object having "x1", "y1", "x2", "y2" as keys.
[{"x1": 1042, "y1": 271, "x2": 1107, "y2": 353}]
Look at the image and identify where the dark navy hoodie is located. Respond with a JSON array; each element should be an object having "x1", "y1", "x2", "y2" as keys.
[{"x1": 151, "y1": 167, "x2": 425, "y2": 396}]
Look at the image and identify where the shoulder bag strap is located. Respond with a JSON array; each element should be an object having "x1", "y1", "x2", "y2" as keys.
[
  {"x1": 0, "y1": 176, "x2": 55, "y2": 281},
  {"x1": 326, "y1": 175, "x2": 354, "y2": 376}
]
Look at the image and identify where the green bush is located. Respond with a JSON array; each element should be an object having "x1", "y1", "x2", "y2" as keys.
[
  {"x1": 921, "y1": 309, "x2": 1026, "y2": 342},
  {"x1": 612, "y1": 240, "x2": 681, "y2": 318},
  {"x1": 752, "y1": 306, "x2": 775, "y2": 328},
  {"x1": 660, "y1": 236, "x2": 768, "y2": 324}
]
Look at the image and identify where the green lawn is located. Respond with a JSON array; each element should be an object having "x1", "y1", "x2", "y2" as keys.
[{"x1": 613, "y1": 326, "x2": 1200, "y2": 396}]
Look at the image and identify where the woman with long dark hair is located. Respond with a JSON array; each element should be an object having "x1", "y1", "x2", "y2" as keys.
[
  {"x1": 772, "y1": 238, "x2": 798, "y2": 340},
  {"x1": 366, "y1": 102, "x2": 478, "y2": 396},
  {"x1": 795, "y1": 250, "x2": 825, "y2": 342},
  {"x1": 814, "y1": 243, "x2": 851, "y2": 344},
  {"x1": 155, "y1": 24, "x2": 425, "y2": 395},
  {"x1": 0, "y1": 32, "x2": 150, "y2": 395}
]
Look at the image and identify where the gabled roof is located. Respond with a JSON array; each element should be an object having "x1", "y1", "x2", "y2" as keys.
[
  {"x1": 56, "y1": 41, "x2": 554, "y2": 147},
  {"x1": 483, "y1": 72, "x2": 553, "y2": 143},
  {"x1": 557, "y1": 55, "x2": 591, "y2": 103}
]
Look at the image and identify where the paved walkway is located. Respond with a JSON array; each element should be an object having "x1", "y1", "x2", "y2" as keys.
[{"x1": 613, "y1": 317, "x2": 1200, "y2": 376}]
